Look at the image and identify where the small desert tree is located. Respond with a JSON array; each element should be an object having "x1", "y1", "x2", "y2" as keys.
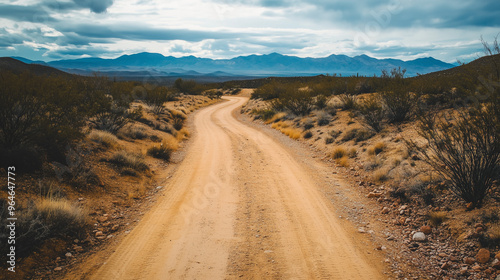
[
  {"x1": 380, "y1": 67, "x2": 417, "y2": 123},
  {"x1": 357, "y1": 93, "x2": 385, "y2": 132}
]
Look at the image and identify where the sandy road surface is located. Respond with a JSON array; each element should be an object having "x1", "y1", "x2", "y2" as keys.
[{"x1": 82, "y1": 96, "x2": 384, "y2": 279}]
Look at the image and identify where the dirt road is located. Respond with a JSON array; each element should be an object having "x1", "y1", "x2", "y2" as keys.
[{"x1": 83, "y1": 96, "x2": 384, "y2": 279}]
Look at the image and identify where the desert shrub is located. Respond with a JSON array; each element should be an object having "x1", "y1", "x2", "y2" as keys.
[
  {"x1": 408, "y1": 102, "x2": 500, "y2": 208},
  {"x1": 372, "y1": 169, "x2": 389, "y2": 182},
  {"x1": 336, "y1": 156, "x2": 349, "y2": 167},
  {"x1": 303, "y1": 119, "x2": 315, "y2": 130},
  {"x1": 51, "y1": 146, "x2": 100, "y2": 188},
  {"x1": 170, "y1": 110, "x2": 187, "y2": 130},
  {"x1": 16, "y1": 198, "x2": 88, "y2": 256},
  {"x1": 341, "y1": 128, "x2": 375, "y2": 143},
  {"x1": 380, "y1": 89, "x2": 417, "y2": 123},
  {"x1": 330, "y1": 146, "x2": 346, "y2": 159},
  {"x1": 357, "y1": 93, "x2": 385, "y2": 132},
  {"x1": 427, "y1": 211, "x2": 448, "y2": 227},
  {"x1": 368, "y1": 142, "x2": 385, "y2": 155},
  {"x1": 120, "y1": 124, "x2": 150, "y2": 139},
  {"x1": 304, "y1": 131, "x2": 313, "y2": 139},
  {"x1": 109, "y1": 150, "x2": 149, "y2": 171},
  {"x1": 142, "y1": 85, "x2": 174, "y2": 114},
  {"x1": 147, "y1": 136, "x2": 178, "y2": 161},
  {"x1": 270, "y1": 88, "x2": 314, "y2": 115},
  {"x1": 90, "y1": 101, "x2": 130, "y2": 133},
  {"x1": 174, "y1": 78, "x2": 207, "y2": 95},
  {"x1": 314, "y1": 94, "x2": 331, "y2": 109},
  {"x1": 251, "y1": 109, "x2": 276, "y2": 121},
  {"x1": 337, "y1": 93, "x2": 358, "y2": 110},
  {"x1": 325, "y1": 137, "x2": 334, "y2": 144},
  {"x1": 252, "y1": 81, "x2": 295, "y2": 100},
  {"x1": 316, "y1": 111, "x2": 331, "y2": 126},
  {"x1": 347, "y1": 148, "x2": 358, "y2": 158},
  {"x1": 88, "y1": 130, "x2": 119, "y2": 148}
]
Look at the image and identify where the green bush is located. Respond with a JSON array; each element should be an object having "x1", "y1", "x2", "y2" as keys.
[
  {"x1": 357, "y1": 94, "x2": 385, "y2": 132},
  {"x1": 269, "y1": 88, "x2": 314, "y2": 115}
]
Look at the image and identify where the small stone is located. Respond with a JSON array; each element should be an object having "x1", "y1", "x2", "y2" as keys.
[
  {"x1": 441, "y1": 262, "x2": 451, "y2": 270},
  {"x1": 491, "y1": 258, "x2": 500, "y2": 268},
  {"x1": 73, "y1": 239, "x2": 79, "y2": 243},
  {"x1": 381, "y1": 207, "x2": 390, "y2": 214},
  {"x1": 111, "y1": 225, "x2": 119, "y2": 232},
  {"x1": 420, "y1": 225, "x2": 432, "y2": 235},
  {"x1": 98, "y1": 216, "x2": 108, "y2": 223},
  {"x1": 475, "y1": 227, "x2": 484, "y2": 234},
  {"x1": 464, "y1": 257, "x2": 475, "y2": 265},
  {"x1": 358, "y1": 227, "x2": 367, "y2": 233},
  {"x1": 476, "y1": 248, "x2": 490, "y2": 264},
  {"x1": 412, "y1": 232, "x2": 426, "y2": 242},
  {"x1": 54, "y1": 267, "x2": 62, "y2": 272},
  {"x1": 472, "y1": 265, "x2": 481, "y2": 271},
  {"x1": 95, "y1": 231, "x2": 104, "y2": 237},
  {"x1": 459, "y1": 267, "x2": 468, "y2": 275},
  {"x1": 65, "y1": 252, "x2": 72, "y2": 258},
  {"x1": 368, "y1": 192, "x2": 382, "y2": 198},
  {"x1": 495, "y1": 251, "x2": 500, "y2": 260}
]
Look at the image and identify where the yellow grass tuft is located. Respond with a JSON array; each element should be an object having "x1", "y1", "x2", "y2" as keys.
[
  {"x1": 330, "y1": 146, "x2": 347, "y2": 159},
  {"x1": 88, "y1": 130, "x2": 119, "y2": 148}
]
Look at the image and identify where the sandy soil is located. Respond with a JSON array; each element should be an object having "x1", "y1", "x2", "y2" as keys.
[{"x1": 65, "y1": 96, "x2": 385, "y2": 279}]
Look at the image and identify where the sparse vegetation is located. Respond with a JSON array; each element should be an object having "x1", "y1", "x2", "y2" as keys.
[
  {"x1": 330, "y1": 146, "x2": 347, "y2": 159},
  {"x1": 89, "y1": 130, "x2": 119, "y2": 148},
  {"x1": 147, "y1": 136, "x2": 178, "y2": 161},
  {"x1": 109, "y1": 150, "x2": 149, "y2": 171},
  {"x1": 427, "y1": 211, "x2": 448, "y2": 227}
]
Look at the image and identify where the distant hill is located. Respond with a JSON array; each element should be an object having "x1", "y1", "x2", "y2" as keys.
[
  {"x1": 0, "y1": 57, "x2": 69, "y2": 76},
  {"x1": 17, "y1": 52, "x2": 455, "y2": 78}
]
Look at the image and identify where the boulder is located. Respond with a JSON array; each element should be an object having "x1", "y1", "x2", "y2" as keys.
[
  {"x1": 420, "y1": 225, "x2": 432, "y2": 235},
  {"x1": 412, "y1": 232, "x2": 426, "y2": 242},
  {"x1": 476, "y1": 248, "x2": 490, "y2": 264}
]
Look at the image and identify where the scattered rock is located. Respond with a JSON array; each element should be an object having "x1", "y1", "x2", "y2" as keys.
[
  {"x1": 95, "y1": 231, "x2": 104, "y2": 237},
  {"x1": 111, "y1": 225, "x2": 119, "y2": 232},
  {"x1": 464, "y1": 257, "x2": 475, "y2": 265},
  {"x1": 65, "y1": 252, "x2": 72, "y2": 258},
  {"x1": 412, "y1": 232, "x2": 426, "y2": 242},
  {"x1": 495, "y1": 251, "x2": 500, "y2": 260},
  {"x1": 441, "y1": 262, "x2": 450, "y2": 270},
  {"x1": 492, "y1": 258, "x2": 500, "y2": 269},
  {"x1": 368, "y1": 192, "x2": 382, "y2": 198},
  {"x1": 476, "y1": 248, "x2": 490, "y2": 264},
  {"x1": 358, "y1": 227, "x2": 367, "y2": 233},
  {"x1": 54, "y1": 267, "x2": 62, "y2": 272},
  {"x1": 381, "y1": 207, "x2": 390, "y2": 214},
  {"x1": 420, "y1": 225, "x2": 432, "y2": 235},
  {"x1": 98, "y1": 216, "x2": 109, "y2": 223}
]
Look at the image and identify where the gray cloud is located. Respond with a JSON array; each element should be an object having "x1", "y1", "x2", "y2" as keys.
[
  {"x1": 0, "y1": 4, "x2": 56, "y2": 23},
  {"x1": 73, "y1": 0, "x2": 114, "y2": 13},
  {"x1": 58, "y1": 23, "x2": 235, "y2": 42}
]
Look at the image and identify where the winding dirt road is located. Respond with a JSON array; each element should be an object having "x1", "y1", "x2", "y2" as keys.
[{"x1": 81, "y1": 96, "x2": 384, "y2": 279}]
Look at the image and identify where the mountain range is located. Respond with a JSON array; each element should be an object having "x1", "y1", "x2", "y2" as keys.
[{"x1": 12, "y1": 52, "x2": 455, "y2": 78}]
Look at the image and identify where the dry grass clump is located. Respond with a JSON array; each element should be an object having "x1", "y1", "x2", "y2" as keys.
[
  {"x1": 427, "y1": 211, "x2": 448, "y2": 226},
  {"x1": 147, "y1": 135, "x2": 179, "y2": 161},
  {"x1": 266, "y1": 112, "x2": 288, "y2": 124},
  {"x1": 119, "y1": 124, "x2": 151, "y2": 140},
  {"x1": 336, "y1": 156, "x2": 349, "y2": 167},
  {"x1": 341, "y1": 128, "x2": 374, "y2": 143},
  {"x1": 176, "y1": 127, "x2": 190, "y2": 141},
  {"x1": 16, "y1": 197, "x2": 88, "y2": 255},
  {"x1": 271, "y1": 121, "x2": 301, "y2": 139},
  {"x1": 88, "y1": 130, "x2": 119, "y2": 148},
  {"x1": 372, "y1": 168, "x2": 389, "y2": 182},
  {"x1": 368, "y1": 142, "x2": 386, "y2": 155},
  {"x1": 330, "y1": 146, "x2": 347, "y2": 159},
  {"x1": 348, "y1": 148, "x2": 357, "y2": 158},
  {"x1": 109, "y1": 150, "x2": 149, "y2": 171}
]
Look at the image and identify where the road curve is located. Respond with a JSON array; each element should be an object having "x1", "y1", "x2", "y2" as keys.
[{"x1": 87, "y1": 96, "x2": 384, "y2": 279}]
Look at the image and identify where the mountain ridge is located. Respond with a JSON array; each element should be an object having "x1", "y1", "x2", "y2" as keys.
[{"x1": 12, "y1": 52, "x2": 455, "y2": 77}]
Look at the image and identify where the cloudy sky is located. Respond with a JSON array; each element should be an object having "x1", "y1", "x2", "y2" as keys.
[{"x1": 0, "y1": 0, "x2": 499, "y2": 63}]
